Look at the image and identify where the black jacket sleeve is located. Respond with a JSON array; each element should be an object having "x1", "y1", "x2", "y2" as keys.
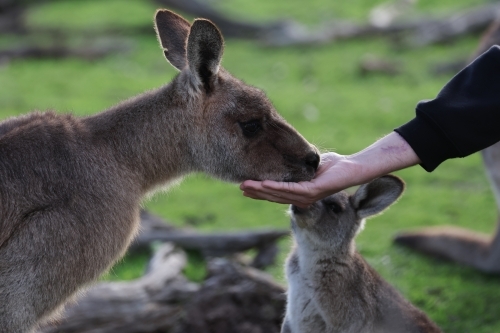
[{"x1": 395, "y1": 46, "x2": 500, "y2": 172}]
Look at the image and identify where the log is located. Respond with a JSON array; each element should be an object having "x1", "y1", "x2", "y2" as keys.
[
  {"x1": 152, "y1": 0, "x2": 329, "y2": 47},
  {"x1": 471, "y1": 18, "x2": 500, "y2": 59},
  {"x1": 430, "y1": 17, "x2": 500, "y2": 76},
  {"x1": 37, "y1": 249, "x2": 286, "y2": 333},
  {"x1": 153, "y1": 0, "x2": 283, "y2": 39},
  {"x1": 37, "y1": 243, "x2": 199, "y2": 333},
  {"x1": 3, "y1": 0, "x2": 499, "y2": 50},
  {"x1": 0, "y1": 9, "x2": 24, "y2": 33},
  {"x1": 176, "y1": 259, "x2": 286, "y2": 333},
  {"x1": 127, "y1": 210, "x2": 178, "y2": 252},
  {"x1": 0, "y1": 43, "x2": 128, "y2": 64},
  {"x1": 260, "y1": 2, "x2": 500, "y2": 47},
  {"x1": 409, "y1": 3, "x2": 500, "y2": 46},
  {"x1": 136, "y1": 229, "x2": 289, "y2": 257},
  {"x1": 132, "y1": 210, "x2": 289, "y2": 268},
  {"x1": 430, "y1": 58, "x2": 467, "y2": 76},
  {"x1": 359, "y1": 54, "x2": 402, "y2": 76},
  {"x1": 0, "y1": 0, "x2": 60, "y2": 34}
]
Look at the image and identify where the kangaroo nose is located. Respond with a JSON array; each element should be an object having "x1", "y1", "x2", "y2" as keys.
[{"x1": 305, "y1": 152, "x2": 320, "y2": 171}]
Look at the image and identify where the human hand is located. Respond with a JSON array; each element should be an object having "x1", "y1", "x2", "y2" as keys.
[
  {"x1": 240, "y1": 132, "x2": 420, "y2": 208},
  {"x1": 240, "y1": 152, "x2": 364, "y2": 208}
]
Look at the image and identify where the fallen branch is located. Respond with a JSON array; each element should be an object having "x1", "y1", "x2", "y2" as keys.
[
  {"x1": 37, "y1": 248, "x2": 286, "y2": 333},
  {"x1": 133, "y1": 210, "x2": 289, "y2": 268},
  {"x1": 471, "y1": 18, "x2": 500, "y2": 59},
  {"x1": 359, "y1": 54, "x2": 402, "y2": 76},
  {"x1": 37, "y1": 243, "x2": 199, "y2": 333},
  {"x1": 430, "y1": 17, "x2": 500, "y2": 76},
  {"x1": 260, "y1": 2, "x2": 500, "y2": 47},
  {"x1": 177, "y1": 258, "x2": 286, "y2": 333},
  {"x1": 0, "y1": 0, "x2": 60, "y2": 34},
  {"x1": 430, "y1": 58, "x2": 467, "y2": 76},
  {"x1": 408, "y1": 3, "x2": 500, "y2": 46},
  {"x1": 0, "y1": 8, "x2": 24, "y2": 33},
  {"x1": 153, "y1": 0, "x2": 284, "y2": 39},
  {"x1": 136, "y1": 228, "x2": 289, "y2": 257},
  {"x1": 3, "y1": 0, "x2": 499, "y2": 51},
  {"x1": 0, "y1": 44, "x2": 128, "y2": 64}
]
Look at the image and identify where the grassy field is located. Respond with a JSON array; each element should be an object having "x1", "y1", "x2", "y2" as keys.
[{"x1": 1, "y1": 0, "x2": 499, "y2": 331}]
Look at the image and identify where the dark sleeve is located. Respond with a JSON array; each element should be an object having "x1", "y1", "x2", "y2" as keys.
[{"x1": 395, "y1": 45, "x2": 500, "y2": 172}]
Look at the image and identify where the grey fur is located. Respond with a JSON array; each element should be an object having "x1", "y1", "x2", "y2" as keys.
[
  {"x1": 154, "y1": 10, "x2": 191, "y2": 70},
  {"x1": 0, "y1": 10, "x2": 319, "y2": 333},
  {"x1": 283, "y1": 175, "x2": 442, "y2": 333}
]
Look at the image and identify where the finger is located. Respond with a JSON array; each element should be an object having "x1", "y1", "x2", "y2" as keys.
[
  {"x1": 244, "y1": 193, "x2": 311, "y2": 208},
  {"x1": 242, "y1": 190, "x2": 313, "y2": 208},
  {"x1": 241, "y1": 180, "x2": 320, "y2": 206},
  {"x1": 314, "y1": 162, "x2": 330, "y2": 176},
  {"x1": 260, "y1": 180, "x2": 314, "y2": 196},
  {"x1": 244, "y1": 186, "x2": 304, "y2": 201},
  {"x1": 240, "y1": 181, "x2": 317, "y2": 205},
  {"x1": 243, "y1": 190, "x2": 286, "y2": 203},
  {"x1": 314, "y1": 157, "x2": 339, "y2": 176},
  {"x1": 242, "y1": 180, "x2": 319, "y2": 199},
  {"x1": 240, "y1": 180, "x2": 266, "y2": 191},
  {"x1": 241, "y1": 191, "x2": 266, "y2": 201},
  {"x1": 320, "y1": 152, "x2": 342, "y2": 162}
]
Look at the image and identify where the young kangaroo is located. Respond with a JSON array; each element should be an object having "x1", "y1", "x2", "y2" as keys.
[
  {"x1": 282, "y1": 175, "x2": 442, "y2": 333},
  {"x1": 0, "y1": 10, "x2": 319, "y2": 333}
]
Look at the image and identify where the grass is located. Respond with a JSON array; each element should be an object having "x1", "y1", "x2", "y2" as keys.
[{"x1": 1, "y1": 0, "x2": 499, "y2": 331}]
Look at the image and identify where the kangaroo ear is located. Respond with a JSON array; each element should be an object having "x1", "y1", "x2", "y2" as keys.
[
  {"x1": 186, "y1": 19, "x2": 224, "y2": 92},
  {"x1": 154, "y1": 9, "x2": 191, "y2": 71},
  {"x1": 351, "y1": 175, "x2": 405, "y2": 219}
]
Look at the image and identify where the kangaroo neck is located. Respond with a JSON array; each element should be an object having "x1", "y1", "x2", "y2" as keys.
[
  {"x1": 295, "y1": 237, "x2": 356, "y2": 272},
  {"x1": 84, "y1": 79, "x2": 199, "y2": 192}
]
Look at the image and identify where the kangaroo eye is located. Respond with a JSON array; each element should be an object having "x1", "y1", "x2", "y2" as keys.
[
  {"x1": 329, "y1": 203, "x2": 342, "y2": 214},
  {"x1": 239, "y1": 119, "x2": 261, "y2": 137}
]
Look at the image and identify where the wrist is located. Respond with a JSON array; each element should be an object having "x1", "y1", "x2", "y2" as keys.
[
  {"x1": 346, "y1": 132, "x2": 420, "y2": 184},
  {"x1": 343, "y1": 153, "x2": 380, "y2": 186}
]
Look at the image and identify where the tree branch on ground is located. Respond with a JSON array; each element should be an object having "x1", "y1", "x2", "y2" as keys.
[
  {"x1": 2, "y1": 0, "x2": 499, "y2": 49},
  {"x1": 0, "y1": 43, "x2": 129, "y2": 64},
  {"x1": 155, "y1": 0, "x2": 500, "y2": 47},
  {"x1": 430, "y1": 17, "x2": 500, "y2": 76},
  {"x1": 37, "y1": 245, "x2": 286, "y2": 333},
  {"x1": 37, "y1": 243, "x2": 199, "y2": 333},
  {"x1": 133, "y1": 210, "x2": 289, "y2": 269}
]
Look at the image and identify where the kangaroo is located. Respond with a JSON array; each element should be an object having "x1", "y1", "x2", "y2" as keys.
[
  {"x1": 394, "y1": 20, "x2": 500, "y2": 274},
  {"x1": 282, "y1": 175, "x2": 442, "y2": 333},
  {"x1": 0, "y1": 10, "x2": 319, "y2": 333}
]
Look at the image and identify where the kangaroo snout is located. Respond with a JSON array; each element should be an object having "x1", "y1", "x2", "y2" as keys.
[
  {"x1": 282, "y1": 147, "x2": 320, "y2": 182},
  {"x1": 290, "y1": 202, "x2": 320, "y2": 229},
  {"x1": 304, "y1": 150, "x2": 320, "y2": 171},
  {"x1": 290, "y1": 200, "x2": 318, "y2": 216},
  {"x1": 291, "y1": 204, "x2": 305, "y2": 215}
]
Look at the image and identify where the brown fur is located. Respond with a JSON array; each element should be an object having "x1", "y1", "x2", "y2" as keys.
[{"x1": 0, "y1": 10, "x2": 319, "y2": 333}]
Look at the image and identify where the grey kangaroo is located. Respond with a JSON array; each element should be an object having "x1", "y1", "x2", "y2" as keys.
[
  {"x1": 283, "y1": 175, "x2": 442, "y2": 333},
  {"x1": 0, "y1": 10, "x2": 319, "y2": 333}
]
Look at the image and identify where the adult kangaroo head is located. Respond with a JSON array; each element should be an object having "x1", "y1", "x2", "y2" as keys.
[{"x1": 154, "y1": 10, "x2": 319, "y2": 183}]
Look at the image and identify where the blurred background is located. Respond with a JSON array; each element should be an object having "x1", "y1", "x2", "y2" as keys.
[{"x1": 1, "y1": 0, "x2": 500, "y2": 331}]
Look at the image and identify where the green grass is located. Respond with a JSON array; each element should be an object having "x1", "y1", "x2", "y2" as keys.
[{"x1": 2, "y1": 0, "x2": 500, "y2": 331}]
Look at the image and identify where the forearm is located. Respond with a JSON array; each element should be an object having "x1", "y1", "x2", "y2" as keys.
[
  {"x1": 345, "y1": 132, "x2": 420, "y2": 185},
  {"x1": 396, "y1": 46, "x2": 500, "y2": 171}
]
